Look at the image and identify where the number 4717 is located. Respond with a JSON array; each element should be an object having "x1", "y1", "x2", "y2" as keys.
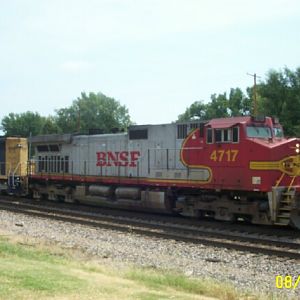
[{"x1": 210, "y1": 150, "x2": 239, "y2": 162}]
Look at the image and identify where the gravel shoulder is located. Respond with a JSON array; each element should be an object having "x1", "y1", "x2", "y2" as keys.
[{"x1": 0, "y1": 209, "x2": 299, "y2": 299}]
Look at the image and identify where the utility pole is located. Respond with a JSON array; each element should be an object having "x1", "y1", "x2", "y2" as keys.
[{"x1": 247, "y1": 73, "x2": 260, "y2": 116}]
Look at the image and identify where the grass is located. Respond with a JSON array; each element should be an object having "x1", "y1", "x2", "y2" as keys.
[
  {"x1": 0, "y1": 235, "x2": 290, "y2": 300},
  {"x1": 0, "y1": 237, "x2": 84, "y2": 299},
  {"x1": 125, "y1": 268, "x2": 237, "y2": 299}
]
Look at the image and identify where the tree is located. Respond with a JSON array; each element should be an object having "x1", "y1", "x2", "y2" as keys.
[
  {"x1": 177, "y1": 87, "x2": 254, "y2": 122},
  {"x1": 41, "y1": 116, "x2": 61, "y2": 134},
  {"x1": 205, "y1": 93, "x2": 229, "y2": 119},
  {"x1": 176, "y1": 67, "x2": 300, "y2": 136},
  {"x1": 1, "y1": 112, "x2": 49, "y2": 137},
  {"x1": 55, "y1": 92, "x2": 132, "y2": 133},
  {"x1": 177, "y1": 100, "x2": 207, "y2": 121},
  {"x1": 259, "y1": 67, "x2": 300, "y2": 136},
  {"x1": 228, "y1": 88, "x2": 251, "y2": 116}
]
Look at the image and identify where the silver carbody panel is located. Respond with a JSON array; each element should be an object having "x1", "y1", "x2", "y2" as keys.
[{"x1": 31, "y1": 122, "x2": 205, "y2": 180}]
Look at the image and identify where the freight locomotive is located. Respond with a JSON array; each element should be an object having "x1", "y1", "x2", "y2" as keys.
[
  {"x1": 0, "y1": 137, "x2": 28, "y2": 194},
  {"x1": 1, "y1": 116, "x2": 300, "y2": 229}
]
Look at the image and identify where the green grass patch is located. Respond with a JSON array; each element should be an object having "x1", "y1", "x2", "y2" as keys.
[
  {"x1": 0, "y1": 237, "x2": 64, "y2": 264},
  {"x1": 125, "y1": 268, "x2": 239, "y2": 300},
  {"x1": 0, "y1": 237, "x2": 84, "y2": 299},
  {"x1": 0, "y1": 234, "x2": 283, "y2": 300}
]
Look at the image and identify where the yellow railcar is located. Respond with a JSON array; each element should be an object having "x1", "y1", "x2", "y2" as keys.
[{"x1": 0, "y1": 137, "x2": 28, "y2": 194}]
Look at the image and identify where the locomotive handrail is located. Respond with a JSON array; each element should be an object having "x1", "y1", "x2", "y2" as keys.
[
  {"x1": 13, "y1": 162, "x2": 21, "y2": 175},
  {"x1": 288, "y1": 176, "x2": 297, "y2": 192},
  {"x1": 275, "y1": 173, "x2": 285, "y2": 187}
]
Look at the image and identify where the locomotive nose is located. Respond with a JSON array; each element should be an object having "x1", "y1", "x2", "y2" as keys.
[
  {"x1": 283, "y1": 142, "x2": 300, "y2": 176},
  {"x1": 282, "y1": 156, "x2": 300, "y2": 176}
]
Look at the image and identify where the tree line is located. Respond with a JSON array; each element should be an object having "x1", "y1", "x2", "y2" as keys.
[
  {"x1": 178, "y1": 67, "x2": 300, "y2": 136},
  {"x1": 1, "y1": 92, "x2": 132, "y2": 137},
  {"x1": 1, "y1": 67, "x2": 300, "y2": 137}
]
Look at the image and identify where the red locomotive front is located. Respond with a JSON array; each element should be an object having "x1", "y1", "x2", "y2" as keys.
[
  {"x1": 180, "y1": 116, "x2": 300, "y2": 227},
  {"x1": 181, "y1": 116, "x2": 300, "y2": 191}
]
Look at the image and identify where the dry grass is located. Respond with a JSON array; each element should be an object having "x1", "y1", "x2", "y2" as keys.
[{"x1": 0, "y1": 232, "x2": 288, "y2": 300}]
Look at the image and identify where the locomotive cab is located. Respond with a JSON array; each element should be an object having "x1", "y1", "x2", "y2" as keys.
[
  {"x1": 179, "y1": 116, "x2": 300, "y2": 228},
  {"x1": 244, "y1": 116, "x2": 300, "y2": 228}
]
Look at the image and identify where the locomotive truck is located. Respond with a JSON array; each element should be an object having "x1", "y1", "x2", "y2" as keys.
[{"x1": 1, "y1": 116, "x2": 300, "y2": 229}]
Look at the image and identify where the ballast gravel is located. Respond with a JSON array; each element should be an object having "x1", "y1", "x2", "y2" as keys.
[{"x1": 0, "y1": 209, "x2": 299, "y2": 299}]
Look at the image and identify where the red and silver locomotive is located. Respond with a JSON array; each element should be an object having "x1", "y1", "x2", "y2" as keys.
[{"x1": 21, "y1": 116, "x2": 300, "y2": 229}]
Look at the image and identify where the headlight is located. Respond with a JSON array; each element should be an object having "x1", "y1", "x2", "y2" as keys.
[
  {"x1": 296, "y1": 143, "x2": 300, "y2": 148},
  {"x1": 296, "y1": 148, "x2": 300, "y2": 154}
]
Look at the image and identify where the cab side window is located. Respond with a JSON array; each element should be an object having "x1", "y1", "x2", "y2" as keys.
[
  {"x1": 206, "y1": 128, "x2": 213, "y2": 144},
  {"x1": 215, "y1": 128, "x2": 232, "y2": 143},
  {"x1": 223, "y1": 129, "x2": 231, "y2": 142},
  {"x1": 207, "y1": 126, "x2": 239, "y2": 144},
  {"x1": 232, "y1": 126, "x2": 239, "y2": 143},
  {"x1": 215, "y1": 129, "x2": 222, "y2": 142}
]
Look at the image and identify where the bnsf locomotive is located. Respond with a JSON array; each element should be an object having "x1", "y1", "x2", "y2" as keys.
[{"x1": 1, "y1": 116, "x2": 300, "y2": 229}]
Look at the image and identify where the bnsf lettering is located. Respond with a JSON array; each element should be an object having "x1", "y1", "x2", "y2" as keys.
[{"x1": 96, "y1": 151, "x2": 140, "y2": 167}]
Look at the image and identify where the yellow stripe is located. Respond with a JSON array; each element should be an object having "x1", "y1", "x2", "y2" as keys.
[
  {"x1": 250, "y1": 155, "x2": 300, "y2": 176},
  {"x1": 179, "y1": 129, "x2": 213, "y2": 182},
  {"x1": 250, "y1": 161, "x2": 281, "y2": 170},
  {"x1": 180, "y1": 128, "x2": 198, "y2": 168}
]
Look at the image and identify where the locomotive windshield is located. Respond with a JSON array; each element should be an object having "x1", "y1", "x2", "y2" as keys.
[
  {"x1": 273, "y1": 127, "x2": 284, "y2": 138},
  {"x1": 246, "y1": 126, "x2": 272, "y2": 138}
]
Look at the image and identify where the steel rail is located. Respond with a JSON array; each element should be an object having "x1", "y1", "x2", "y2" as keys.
[{"x1": 0, "y1": 200, "x2": 299, "y2": 260}]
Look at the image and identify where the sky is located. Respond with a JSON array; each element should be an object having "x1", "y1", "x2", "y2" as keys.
[{"x1": 1, "y1": 0, "x2": 300, "y2": 132}]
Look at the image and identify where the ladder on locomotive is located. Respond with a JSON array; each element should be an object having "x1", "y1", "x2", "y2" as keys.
[{"x1": 275, "y1": 188, "x2": 295, "y2": 225}]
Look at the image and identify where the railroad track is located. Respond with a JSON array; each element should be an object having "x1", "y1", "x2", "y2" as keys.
[{"x1": 0, "y1": 198, "x2": 300, "y2": 260}]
